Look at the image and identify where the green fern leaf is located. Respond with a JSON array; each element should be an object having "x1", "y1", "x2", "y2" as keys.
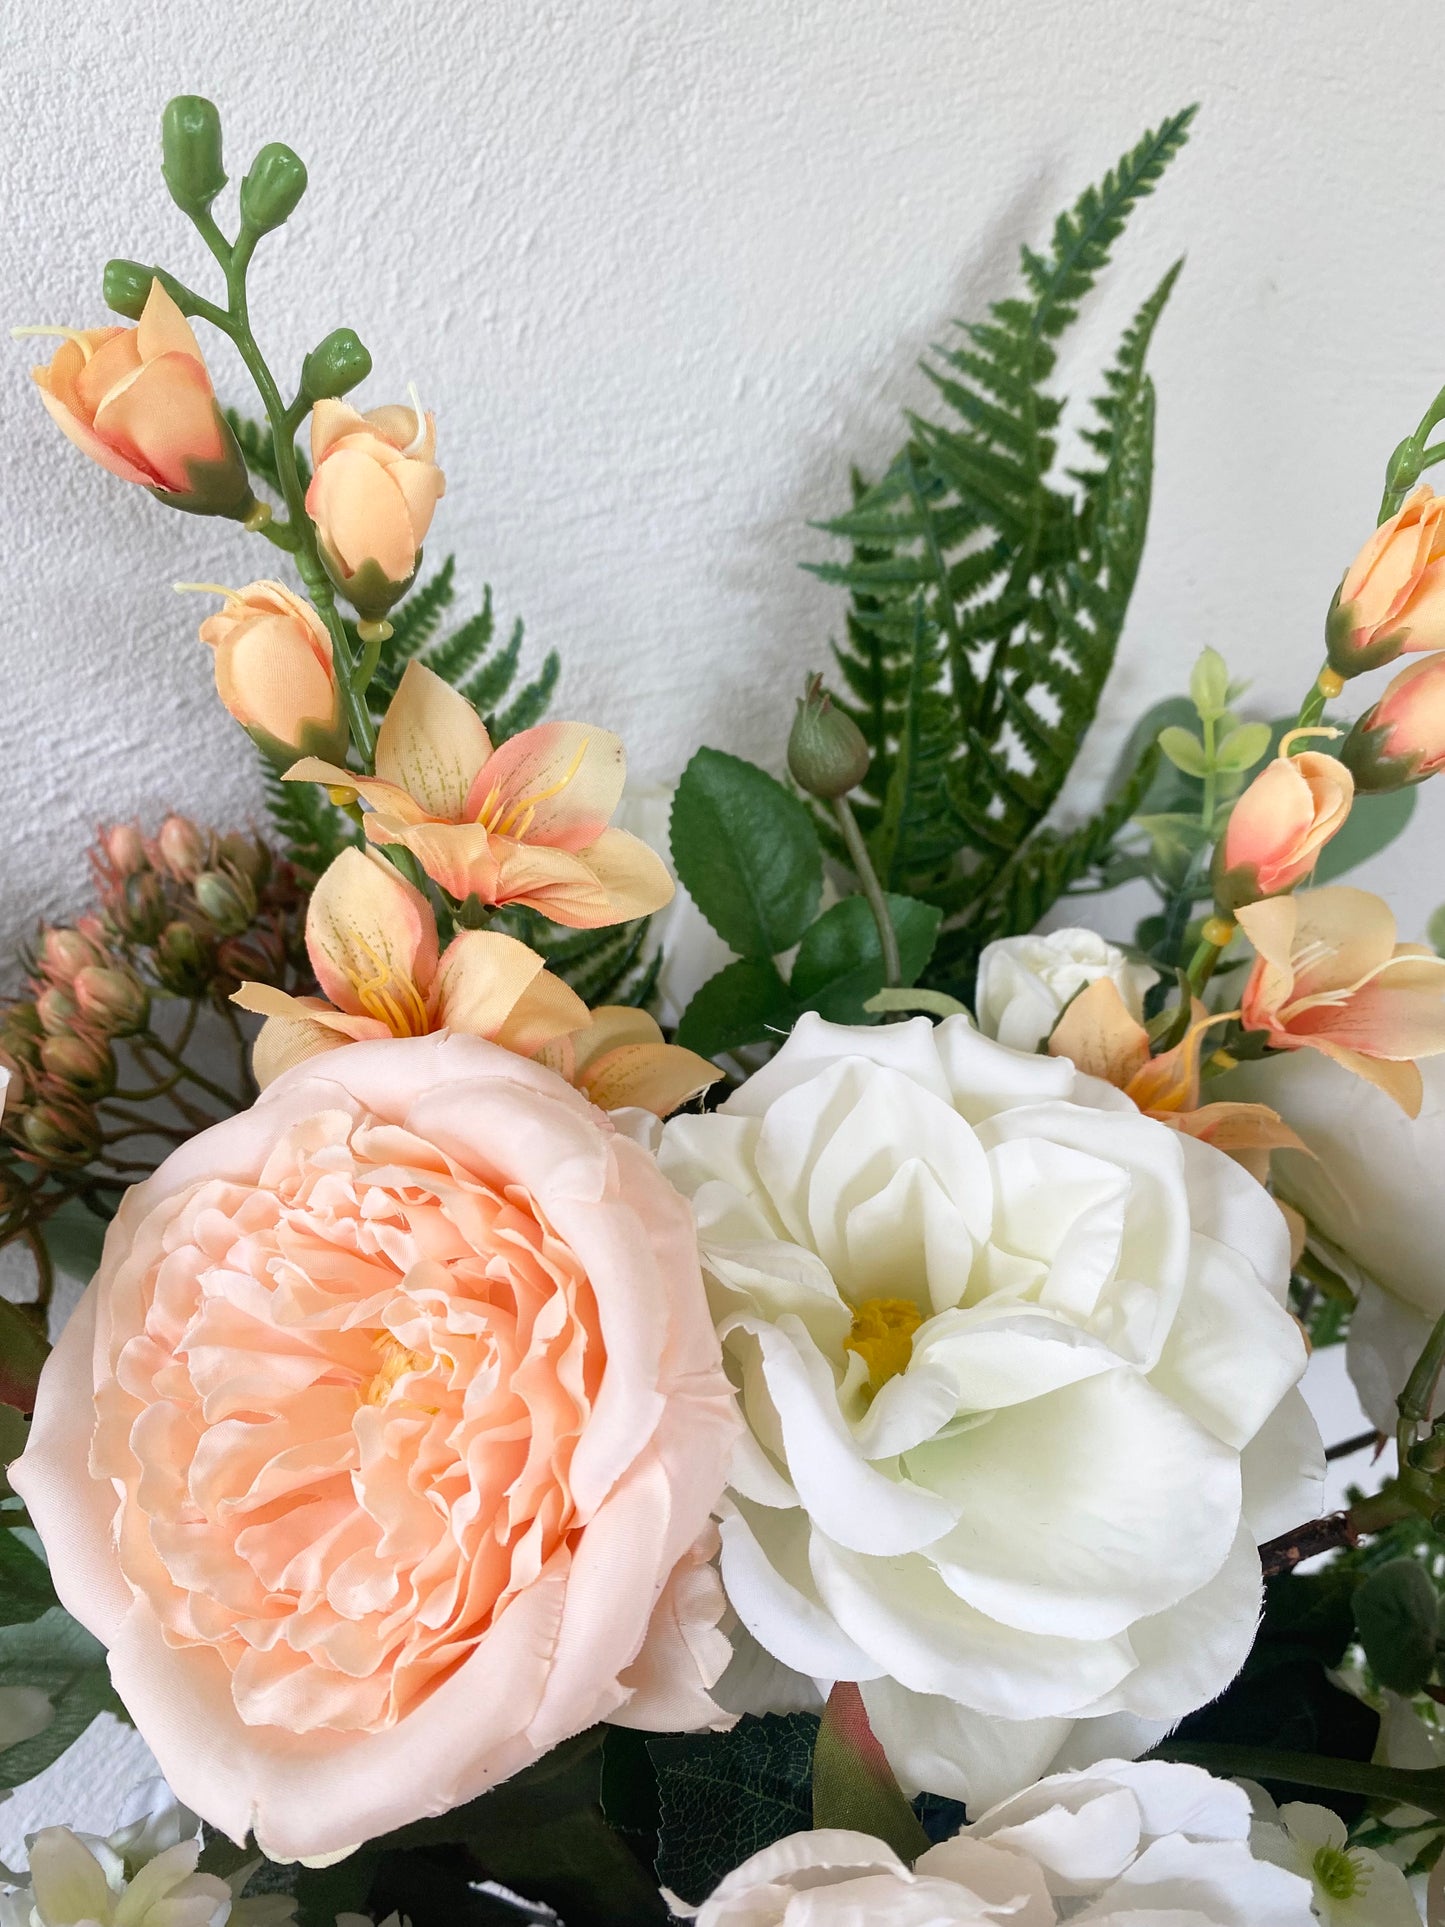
[
  {"x1": 260, "y1": 764, "x2": 359, "y2": 885},
  {"x1": 223, "y1": 410, "x2": 311, "y2": 496},
  {"x1": 494, "y1": 652, "x2": 561, "y2": 740},
  {"x1": 461, "y1": 618, "x2": 523, "y2": 714},
  {"x1": 422, "y1": 592, "x2": 495, "y2": 687},
  {"x1": 370, "y1": 556, "x2": 457, "y2": 701}
]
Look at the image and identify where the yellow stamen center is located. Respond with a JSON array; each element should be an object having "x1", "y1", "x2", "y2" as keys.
[
  {"x1": 342, "y1": 933, "x2": 431, "y2": 1036},
  {"x1": 844, "y1": 1297, "x2": 923, "y2": 1390},
  {"x1": 363, "y1": 1332, "x2": 430, "y2": 1405},
  {"x1": 476, "y1": 738, "x2": 591, "y2": 840}
]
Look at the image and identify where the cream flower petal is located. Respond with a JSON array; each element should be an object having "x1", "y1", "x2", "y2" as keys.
[
  {"x1": 432, "y1": 928, "x2": 586, "y2": 1044},
  {"x1": 304, "y1": 847, "x2": 438, "y2": 1026},
  {"x1": 374, "y1": 661, "x2": 493, "y2": 820},
  {"x1": 467, "y1": 722, "x2": 627, "y2": 851}
]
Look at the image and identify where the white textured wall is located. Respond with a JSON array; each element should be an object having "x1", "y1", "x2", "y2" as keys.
[
  {"x1": 5, "y1": 0, "x2": 1445, "y2": 969},
  {"x1": 0, "y1": 0, "x2": 1438, "y2": 1849}
]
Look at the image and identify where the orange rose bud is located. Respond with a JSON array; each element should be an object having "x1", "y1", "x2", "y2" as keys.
[
  {"x1": 1211, "y1": 749, "x2": 1353, "y2": 913},
  {"x1": 1326, "y1": 485, "x2": 1445, "y2": 676},
  {"x1": 197, "y1": 581, "x2": 348, "y2": 767},
  {"x1": 1342, "y1": 650, "x2": 1445, "y2": 792},
  {"x1": 305, "y1": 398, "x2": 445, "y2": 619},
  {"x1": 28, "y1": 280, "x2": 256, "y2": 519}
]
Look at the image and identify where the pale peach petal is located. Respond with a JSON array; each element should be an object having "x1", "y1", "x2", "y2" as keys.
[
  {"x1": 569, "y1": 1006, "x2": 668, "y2": 1077},
  {"x1": 1171, "y1": 1101, "x2": 1307, "y2": 1158},
  {"x1": 375, "y1": 662, "x2": 493, "y2": 821},
  {"x1": 252, "y1": 1017, "x2": 354, "y2": 1089},
  {"x1": 1292, "y1": 980, "x2": 1445, "y2": 1059},
  {"x1": 490, "y1": 972, "x2": 594, "y2": 1059},
  {"x1": 389, "y1": 456, "x2": 446, "y2": 541},
  {"x1": 309, "y1": 448, "x2": 416, "y2": 581},
  {"x1": 433, "y1": 929, "x2": 586, "y2": 1045},
  {"x1": 33, "y1": 378, "x2": 158, "y2": 486},
  {"x1": 581, "y1": 1042, "x2": 721, "y2": 1116},
  {"x1": 309, "y1": 398, "x2": 369, "y2": 465},
  {"x1": 365, "y1": 817, "x2": 504, "y2": 902},
  {"x1": 487, "y1": 840, "x2": 617, "y2": 925},
  {"x1": 214, "y1": 615, "x2": 340, "y2": 742},
  {"x1": 364, "y1": 403, "x2": 436, "y2": 459},
  {"x1": 571, "y1": 828, "x2": 675, "y2": 924},
  {"x1": 467, "y1": 723, "x2": 627, "y2": 851},
  {"x1": 1047, "y1": 977, "x2": 1150, "y2": 1090},
  {"x1": 305, "y1": 848, "x2": 438, "y2": 1027},
  {"x1": 1286, "y1": 886, "x2": 1398, "y2": 1002},
  {"x1": 94, "y1": 353, "x2": 223, "y2": 492},
  {"x1": 1294, "y1": 1038, "x2": 1425, "y2": 1117},
  {"x1": 284, "y1": 761, "x2": 427, "y2": 823},
  {"x1": 134, "y1": 277, "x2": 208, "y2": 366}
]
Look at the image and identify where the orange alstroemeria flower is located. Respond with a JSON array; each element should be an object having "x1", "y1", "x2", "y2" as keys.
[
  {"x1": 287, "y1": 661, "x2": 674, "y2": 929},
  {"x1": 1049, "y1": 978, "x2": 1305, "y2": 1181},
  {"x1": 1237, "y1": 885, "x2": 1445, "y2": 1116},
  {"x1": 232, "y1": 847, "x2": 588, "y2": 1086},
  {"x1": 26, "y1": 279, "x2": 254, "y2": 518},
  {"x1": 535, "y1": 1005, "x2": 720, "y2": 1119}
]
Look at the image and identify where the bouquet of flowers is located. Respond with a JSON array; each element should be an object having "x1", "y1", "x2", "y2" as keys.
[{"x1": 6, "y1": 94, "x2": 1445, "y2": 1927}]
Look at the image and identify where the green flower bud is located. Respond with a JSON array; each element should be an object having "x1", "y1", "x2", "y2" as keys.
[
  {"x1": 2, "y1": 1005, "x2": 43, "y2": 1068},
  {"x1": 22, "y1": 1095, "x2": 101, "y2": 1169},
  {"x1": 103, "y1": 259, "x2": 156, "y2": 321},
  {"x1": 40, "y1": 1033, "x2": 116, "y2": 1104},
  {"x1": 216, "y1": 834, "x2": 272, "y2": 890},
  {"x1": 787, "y1": 674, "x2": 871, "y2": 801},
  {"x1": 73, "y1": 965, "x2": 149, "y2": 1039},
  {"x1": 161, "y1": 96, "x2": 226, "y2": 217},
  {"x1": 111, "y1": 872, "x2": 168, "y2": 946},
  {"x1": 194, "y1": 869, "x2": 256, "y2": 935},
  {"x1": 301, "y1": 328, "x2": 373, "y2": 403},
  {"x1": 239, "y1": 143, "x2": 308, "y2": 236},
  {"x1": 35, "y1": 986, "x2": 79, "y2": 1037},
  {"x1": 153, "y1": 921, "x2": 215, "y2": 997}
]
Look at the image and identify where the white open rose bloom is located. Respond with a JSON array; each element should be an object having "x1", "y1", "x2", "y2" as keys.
[
  {"x1": 659, "y1": 1015, "x2": 1323, "y2": 1808},
  {"x1": 974, "y1": 929, "x2": 1158, "y2": 1054},
  {"x1": 1225, "y1": 1051, "x2": 1445, "y2": 1432},
  {"x1": 674, "y1": 1758, "x2": 1318, "y2": 1924}
]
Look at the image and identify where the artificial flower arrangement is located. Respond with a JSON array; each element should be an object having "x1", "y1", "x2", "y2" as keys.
[{"x1": 7, "y1": 93, "x2": 1445, "y2": 1927}]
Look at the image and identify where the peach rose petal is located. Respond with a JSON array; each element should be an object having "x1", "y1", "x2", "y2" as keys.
[
  {"x1": 467, "y1": 723, "x2": 627, "y2": 851},
  {"x1": 11, "y1": 1035, "x2": 737, "y2": 1860}
]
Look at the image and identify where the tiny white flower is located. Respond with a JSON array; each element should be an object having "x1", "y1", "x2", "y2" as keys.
[{"x1": 1251, "y1": 1796, "x2": 1420, "y2": 1926}]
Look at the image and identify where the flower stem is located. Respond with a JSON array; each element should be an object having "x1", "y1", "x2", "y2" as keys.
[
  {"x1": 1150, "y1": 1742, "x2": 1445, "y2": 1821},
  {"x1": 832, "y1": 797, "x2": 900, "y2": 988}
]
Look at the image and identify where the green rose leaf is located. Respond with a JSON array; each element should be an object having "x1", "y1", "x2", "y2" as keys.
[
  {"x1": 674, "y1": 958, "x2": 799, "y2": 1058},
  {"x1": 650, "y1": 1714, "x2": 818, "y2": 1908},
  {"x1": 0, "y1": 1607, "x2": 126, "y2": 1790},
  {"x1": 0, "y1": 1529, "x2": 56, "y2": 1626},
  {"x1": 1353, "y1": 1557, "x2": 1439, "y2": 1696},
  {"x1": 0, "y1": 1301, "x2": 49, "y2": 1415},
  {"x1": 1157, "y1": 726, "x2": 1209, "y2": 778},
  {"x1": 790, "y1": 894, "x2": 942, "y2": 1024},
  {"x1": 670, "y1": 749, "x2": 822, "y2": 957}
]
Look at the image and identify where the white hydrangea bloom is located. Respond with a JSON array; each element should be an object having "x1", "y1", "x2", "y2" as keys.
[
  {"x1": 661, "y1": 1015, "x2": 1323, "y2": 1807},
  {"x1": 674, "y1": 1758, "x2": 1318, "y2": 1923},
  {"x1": 974, "y1": 929, "x2": 1158, "y2": 1054}
]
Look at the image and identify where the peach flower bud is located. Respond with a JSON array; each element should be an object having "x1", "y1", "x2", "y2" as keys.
[
  {"x1": 1212, "y1": 748, "x2": 1353, "y2": 913},
  {"x1": 72, "y1": 965, "x2": 149, "y2": 1038},
  {"x1": 102, "y1": 824, "x2": 149, "y2": 878},
  {"x1": 27, "y1": 281, "x2": 256, "y2": 520},
  {"x1": 38, "y1": 928, "x2": 102, "y2": 986},
  {"x1": 21, "y1": 1094, "x2": 101, "y2": 1168},
  {"x1": 35, "y1": 986, "x2": 79, "y2": 1037},
  {"x1": 153, "y1": 814, "x2": 208, "y2": 881},
  {"x1": 306, "y1": 398, "x2": 445, "y2": 619},
  {"x1": 39, "y1": 1032, "x2": 115, "y2": 1103},
  {"x1": 1343, "y1": 651, "x2": 1445, "y2": 792},
  {"x1": 1327, "y1": 485, "x2": 1445, "y2": 676},
  {"x1": 196, "y1": 580, "x2": 348, "y2": 766}
]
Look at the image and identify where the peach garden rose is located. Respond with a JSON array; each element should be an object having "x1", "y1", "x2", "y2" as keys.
[{"x1": 11, "y1": 1032, "x2": 739, "y2": 1861}]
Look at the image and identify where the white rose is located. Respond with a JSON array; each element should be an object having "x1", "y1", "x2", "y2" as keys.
[
  {"x1": 1223, "y1": 1051, "x2": 1445, "y2": 1432},
  {"x1": 974, "y1": 929, "x2": 1158, "y2": 1054},
  {"x1": 660, "y1": 1015, "x2": 1322, "y2": 1809},
  {"x1": 613, "y1": 784, "x2": 736, "y2": 1029},
  {"x1": 674, "y1": 1759, "x2": 1317, "y2": 1925}
]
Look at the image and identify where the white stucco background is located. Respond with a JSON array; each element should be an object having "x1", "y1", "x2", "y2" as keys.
[{"x1": 0, "y1": 0, "x2": 1436, "y2": 1857}]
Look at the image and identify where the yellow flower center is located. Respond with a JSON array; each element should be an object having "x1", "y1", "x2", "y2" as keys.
[
  {"x1": 1312, "y1": 1844, "x2": 1366, "y2": 1901},
  {"x1": 475, "y1": 738, "x2": 591, "y2": 840},
  {"x1": 343, "y1": 934, "x2": 431, "y2": 1036},
  {"x1": 844, "y1": 1297, "x2": 923, "y2": 1389},
  {"x1": 363, "y1": 1333, "x2": 431, "y2": 1405}
]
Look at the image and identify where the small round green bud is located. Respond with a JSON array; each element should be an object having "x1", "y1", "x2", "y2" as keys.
[
  {"x1": 301, "y1": 328, "x2": 373, "y2": 403},
  {"x1": 239, "y1": 143, "x2": 308, "y2": 235},
  {"x1": 194, "y1": 869, "x2": 256, "y2": 935},
  {"x1": 161, "y1": 96, "x2": 226, "y2": 217},
  {"x1": 153, "y1": 921, "x2": 215, "y2": 997},
  {"x1": 787, "y1": 674, "x2": 871, "y2": 801},
  {"x1": 103, "y1": 259, "x2": 155, "y2": 321},
  {"x1": 216, "y1": 834, "x2": 271, "y2": 890}
]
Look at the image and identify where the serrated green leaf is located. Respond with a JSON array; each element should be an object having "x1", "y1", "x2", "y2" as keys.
[
  {"x1": 790, "y1": 895, "x2": 941, "y2": 1023},
  {"x1": 1189, "y1": 647, "x2": 1231, "y2": 721},
  {"x1": 0, "y1": 1607, "x2": 124, "y2": 1789},
  {"x1": 1353, "y1": 1558, "x2": 1439, "y2": 1695},
  {"x1": 1158, "y1": 725, "x2": 1208, "y2": 777},
  {"x1": 0, "y1": 1301, "x2": 48, "y2": 1414},
  {"x1": 670, "y1": 749, "x2": 822, "y2": 956},
  {"x1": 0, "y1": 1529, "x2": 56, "y2": 1625},
  {"x1": 650, "y1": 1715, "x2": 818, "y2": 1908},
  {"x1": 673, "y1": 958, "x2": 798, "y2": 1058}
]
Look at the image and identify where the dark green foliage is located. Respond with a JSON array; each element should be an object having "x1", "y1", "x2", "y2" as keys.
[
  {"x1": 261, "y1": 763, "x2": 358, "y2": 887},
  {"x1": 812, "y1": 112, "x2": 1194, "y2": 996},
  {"x1": 674, "y1": 956, "x2": 798, "y2": 1057},
  {"x1": 367, "y1": 558, "x2": 561, "y2": 742},
  {"x1": 224, "y1": 407, "x2": 310, "y2": 494},
  {"x1": 790, "y1": 894, "x2": 942, "y2": 1024},
  {"x1": 672, "y1": 749, "x2": 823, "y2": 958},
  {"x1": 0, "y1": 1529, "x2": 57, "y2": 1626},
  {"x1": 1352, "y1": 1558, "x2": 1440, "y2": 1694},
  {"x1": 650, "y1": 1715, "x2": 819, "y2": 1907},
  {"x1": 0, "y1": 1608, "x2": 128, "y2": 1790}
]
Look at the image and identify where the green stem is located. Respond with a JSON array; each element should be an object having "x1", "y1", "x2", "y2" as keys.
[
  {"x1": 1396, "y1": 1306, "x2": 1445, "y2": 1469},
  {"x1": 1379, "y1": 380, "x2": 1445, "y2": 523},
  {"x1": 1291, "y1": 676, "x2": 1330, "y2": 743},
  {"x1": 1185, "y1": 936, "x2": 1222, "y2": 996},
  {"x1": 1153, "y1": 1741, "x2": 1445, "y2": 1820},
  {"x1": 188, "y1": 213, "x2": 377, "y2": 769},
  {"x1": 833, "y1": 796, "x2": 901, "y2": 988},
  {"x1": 136, "y1": 1032, "x2": 244, "y2": 1112},
  {"x1": 1199, "y1": 713, "x2": 1217, "y2": 832}
]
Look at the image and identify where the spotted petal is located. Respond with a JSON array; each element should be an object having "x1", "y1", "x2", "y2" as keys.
[{"x1": 304, "y1": 848, "x2": 438, "y2": 1030}]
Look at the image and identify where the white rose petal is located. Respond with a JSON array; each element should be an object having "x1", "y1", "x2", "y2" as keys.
[
  {"x1": 662, "y1": 1014, "x2": 1321, "y2": 1806},
  {"x1": 975, "y1": 928, "x2": 1159, "y2": 1054}
]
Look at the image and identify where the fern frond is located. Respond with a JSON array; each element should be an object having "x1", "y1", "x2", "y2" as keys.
[
  {"x1": 370, "y1": 556, "x2": 457, "y2": 702},
  {"x1": 260, "y1": 765, "x2": 359, "y2": 885},
  {"x1": 223, "y1": 410, "x2": 310, "y2": 495},
  {"x1": 423, "y1": 594, "x2": 495, "y2": 687},
  {"x1": 494, "y1": 652, "x2": 561, "y2": 740},
  {"x1": 461, "y1": 618, "x2": 523, "y2": 714}
]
